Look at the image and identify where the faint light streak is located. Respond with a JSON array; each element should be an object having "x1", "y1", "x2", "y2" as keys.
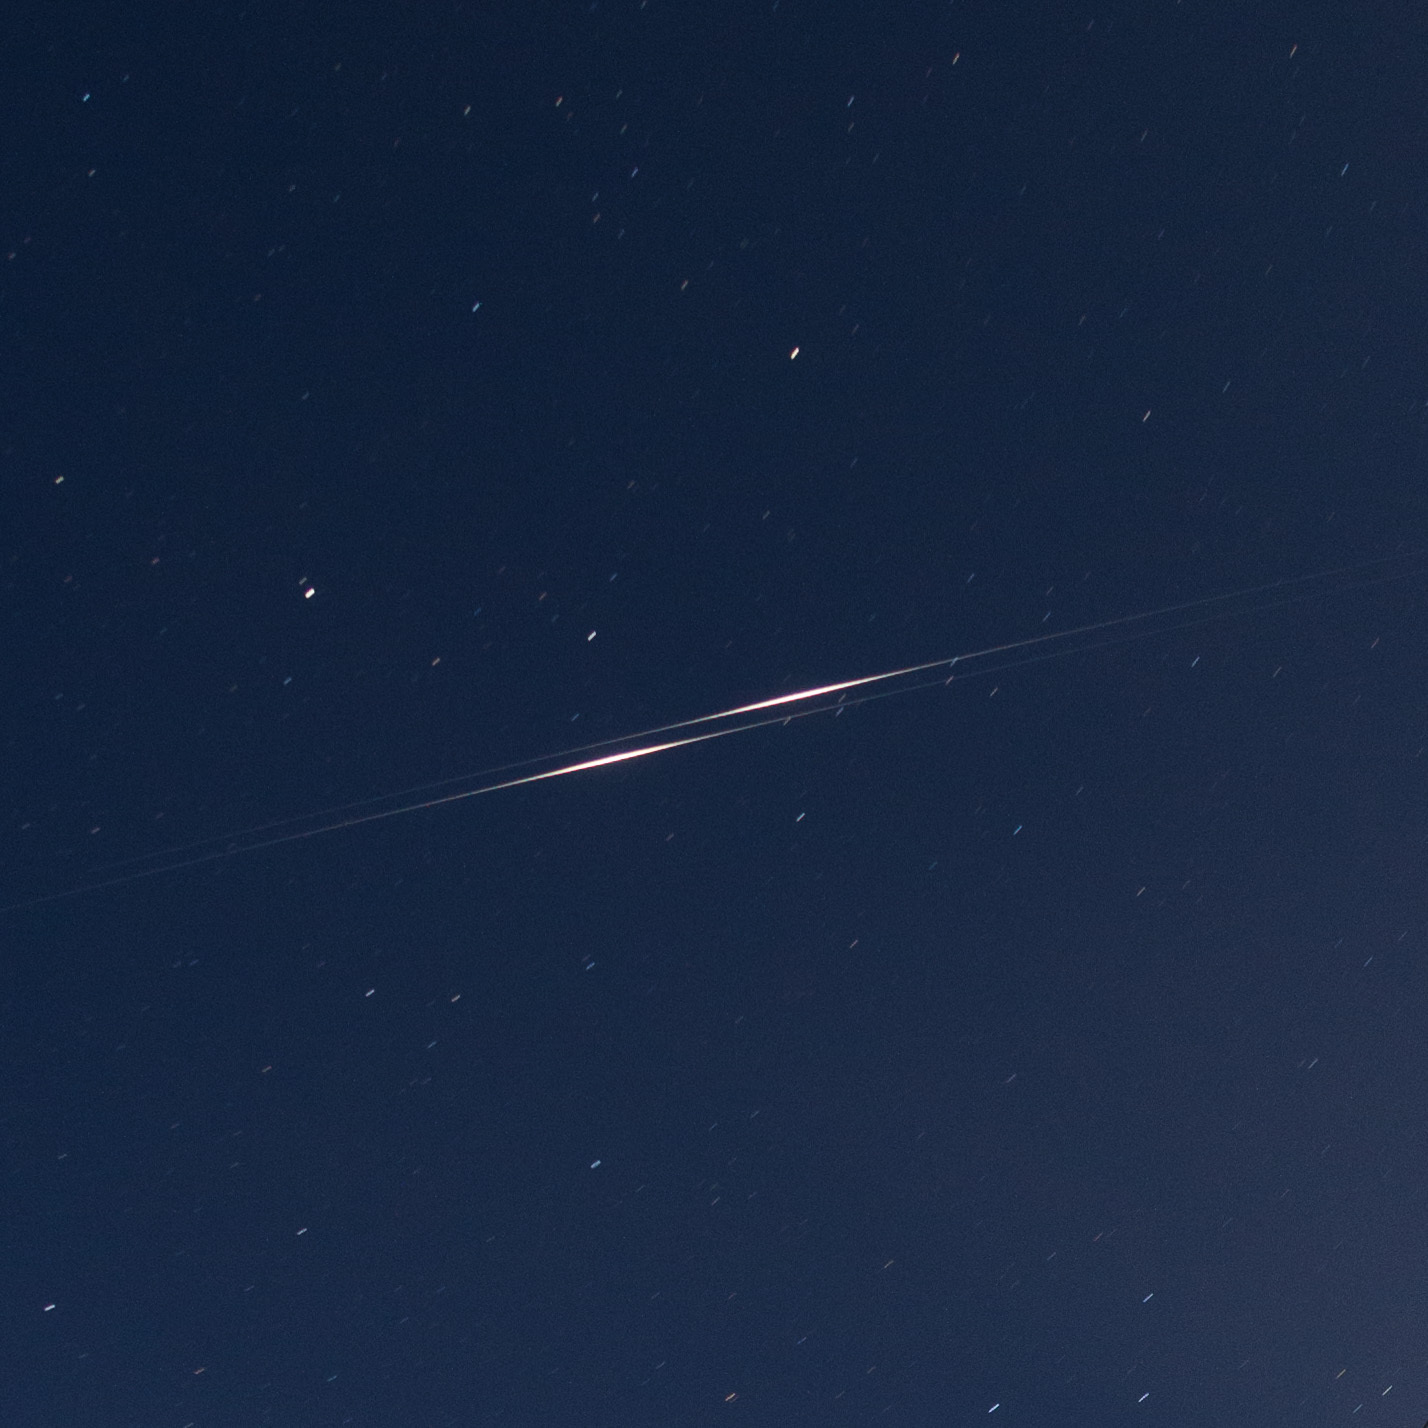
[{"x1": 20, "y1": 553, "x2": 1422, "y2": 911}]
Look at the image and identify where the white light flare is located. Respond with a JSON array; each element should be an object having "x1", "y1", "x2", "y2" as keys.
[{"x1": 13, "y1": 549, "x2": 1420, "y2": 910}]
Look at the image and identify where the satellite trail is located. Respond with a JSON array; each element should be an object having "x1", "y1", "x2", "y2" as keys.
[{"x1": 9, "y1": 550, "x2": 1421, "y2": 908}]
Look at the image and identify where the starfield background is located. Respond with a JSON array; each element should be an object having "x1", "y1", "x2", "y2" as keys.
[{"x1": 4, "y1": 1, "x2": 1428, "y2": 1424}]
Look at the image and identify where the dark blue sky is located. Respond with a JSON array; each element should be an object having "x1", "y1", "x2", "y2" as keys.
[{"x1": 4, "y1": 1, "x2": 1428, "y2": 1424}]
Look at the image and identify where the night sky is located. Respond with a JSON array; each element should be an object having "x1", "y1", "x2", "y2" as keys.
[{"x1": 4, "y1": 2, "x2": 1428, "y2": 1425}]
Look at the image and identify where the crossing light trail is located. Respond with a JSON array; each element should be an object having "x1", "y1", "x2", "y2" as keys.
[{"x1": 10, "y1": 549, "x2": 1424, "y2": 909}]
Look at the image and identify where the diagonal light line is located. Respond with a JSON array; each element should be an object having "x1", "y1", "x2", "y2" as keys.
[{"x1": 8, "y1": 547, "x2": 1423, "y2": 910}]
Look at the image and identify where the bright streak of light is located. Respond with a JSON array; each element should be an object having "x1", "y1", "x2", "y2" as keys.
[{"x1": 9, "y1": 550, "x2": 1422, "y2": 909}]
